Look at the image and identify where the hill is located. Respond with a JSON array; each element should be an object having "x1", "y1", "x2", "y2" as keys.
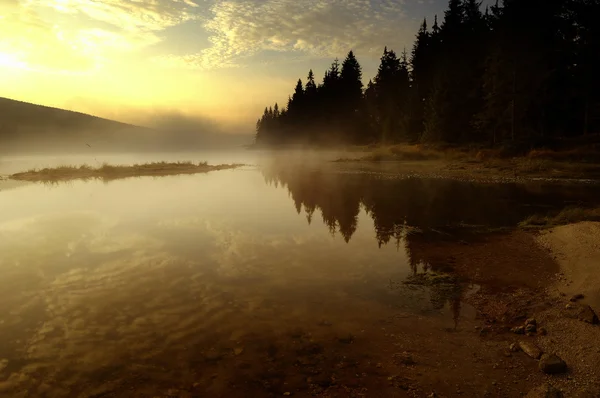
[
  {"x1": 0, "y1": 97, "x2": 152, "y2": 153},
  {"x1": 0, "y1": 97, "x2": 250, "y2": 153}
]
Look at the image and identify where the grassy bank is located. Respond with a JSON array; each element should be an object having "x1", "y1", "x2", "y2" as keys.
[
  {"x1": 334, "y1": 144, "x2": 600, "y2": 179},
  {"x1": 519, "y1": 206, "x2": 600, "y2": 229},
  {"x1": 10, "y1": 161, "x2": 243, "y2": 182}
]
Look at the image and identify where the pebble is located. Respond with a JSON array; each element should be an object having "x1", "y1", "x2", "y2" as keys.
[
  {"x1": 526, "y1": 324, "x2": 537, "y2": 333},
  {"x1": 539, "y1": 354, "x2": 567, "y2": 374},
  {"x1": 509, "y1": 343, "x2": 520, "y2": 352},
  {"x1": 519, "y1": 341, "x2": 543, "y2": 359},
  {"x1": 564, "y1": 303, "x2": 599, "y2": 324},
  {"x1": 511, "y1": 326, "x2": 526, "y2": 335},
  {"x1": 479, "y1": 326, "x2": 492, "y2": 336}
]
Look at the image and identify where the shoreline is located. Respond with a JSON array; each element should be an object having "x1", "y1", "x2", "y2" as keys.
[
  {"x1": 330, "y1": 143, "x2": 600, "y2": 181},
  {"x1": 462, "y1": 222, "x2": 600, "y2": 396}
]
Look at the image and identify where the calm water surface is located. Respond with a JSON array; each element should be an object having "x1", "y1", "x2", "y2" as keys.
[{"x1": 1, "y1": 154, "x2": 599, "y2": 396}]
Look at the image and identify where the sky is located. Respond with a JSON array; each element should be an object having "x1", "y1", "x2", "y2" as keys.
[{"x1": 0, "y1": 0, "x2": 459, "y2": 134}]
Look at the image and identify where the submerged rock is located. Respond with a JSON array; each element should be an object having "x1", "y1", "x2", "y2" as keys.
[
  {"x1": 526, "y1": 323, "x2": 537, "y2": 333},
  {"x1": 403, "y1": 271, "x2": 458, "y2": 287},
  {"x1": 395, "y1": 352, "x2": 416, "y2": 366},
  {"x1": 509, "y1": 343, "x2": 520, "y2": 352},
  {"x1": 539, "y1": 354, "x2": 567, "y2": 374},
  {"x1": 204, "y1": 351, "x2": 224, "y2": 362},
  {"x1": 338, "y1": 334, "x2": 354, "y2": 344},
  {"x1": 519, "y1": 341, "x2": 543, "y2": 359},
  {"x1": 525, "y1": 384, "x2": 563, "y2": 398},
  {"x1": 570, "y1": 293, "x2": 585, "y2": 302},
  {"x1": 511, "y1": 326, "x2": 526, "y2": 334},
  {"x1": 564, "y1": 303, "x2": 599, "y2": 324},
  {"x1": 479, "y1": 326, "x2": 493, "y2": 336},
  {"x1": 526, "y1": 318, "x2": 537, "y2": 326},
  {"x1": 537, "y1": 327, "x2": 548, "y2": 336}
]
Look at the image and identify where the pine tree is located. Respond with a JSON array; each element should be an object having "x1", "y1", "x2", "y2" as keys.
[
  {"x1": 340, "y1": 50, "x2": 365, "y2": 142},
  {"x1": 372, "y1": 48, "x2": 408, "y2": 142},
  {"x1": 442, "y1": 0, "x2": 465, "y2": 42},
  {"x1": 292, "y1": 79, "x2": 304, "y2": 104},
  {"x1": 305, "y1": 69, "x2": 317, "y2": 96},
  {"x1": 341, "y1": 51, "x2": 363, "y2": 100},
  {"x1": 410, "y1": 18, "x2": 431, "y2": 140}
]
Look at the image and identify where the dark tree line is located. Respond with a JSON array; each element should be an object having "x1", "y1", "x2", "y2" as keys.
[{"x1": 256, "y1": 0, "x2": 600, "y2": 148}]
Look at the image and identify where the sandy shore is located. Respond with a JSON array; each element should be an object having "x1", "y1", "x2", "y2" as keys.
[
  {"x1": 526, "y1": 222, "x2": 600, "y2": 397},
  {"x1": 389, "y1": 223, "x2": 600, "y2": 397},
  {"x1": 537, "y1": 222, "x2": 600, "y2": 308}
]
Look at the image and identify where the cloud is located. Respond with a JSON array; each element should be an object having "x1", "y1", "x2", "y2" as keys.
[
  {"x1": 0, "y1": 0, "x2": 200, "y2": 73},
  {"x1": 0, "y1": 4, "x2": 98, "y2": 72},
  {"x1": 162, "y1": 0, "x2": 415, "y2": 70},
  {"x1": 33, "y1": 0, "x2": 198, "y2": 33},
  {"x1": 2, "y1": 0, "x2": 418, "y2": 73}
]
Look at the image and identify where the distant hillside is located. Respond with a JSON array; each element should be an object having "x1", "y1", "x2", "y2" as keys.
[
  {"x1": 0, "y1": 97, "x2": 153, "y2": 153},
  {"x1": 0, "y1": 97, "x2": 138, "y2": 131},
  {"x1": 0, "y1": 97, "x2": 250, "y2": 153}
]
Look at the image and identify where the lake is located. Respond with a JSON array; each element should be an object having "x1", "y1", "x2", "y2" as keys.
[{"x1": 1, "y1": 151, "x2": 599, "y2": 397}]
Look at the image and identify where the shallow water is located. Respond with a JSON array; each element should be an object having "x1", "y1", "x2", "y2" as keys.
[{"x1": 1, "y1": 155, "x2": 599, "y2": 396}]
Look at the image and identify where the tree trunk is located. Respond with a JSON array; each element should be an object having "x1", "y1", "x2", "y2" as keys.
[
  {"x1": 584, "y1": 99, "x2": 589, "y2": 136},
  {"x1": 511, "y1": 63, "x2": 517, "y2": 142}
]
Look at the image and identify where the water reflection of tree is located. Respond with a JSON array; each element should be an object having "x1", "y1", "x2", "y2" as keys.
[
  {"x1": 403, "y1": 232, "x2": 467, "y2": 329},
  {"x1": 262, "y1": 163, "x2": 599, "y2": 328},
  {"x1": 263, "y1": 163, "x2": 598, "y2": 245},
  {"x1": 263, "y1": 167, "x2": 362, "y2": 242}
]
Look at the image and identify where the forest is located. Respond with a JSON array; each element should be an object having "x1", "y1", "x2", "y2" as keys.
[{"x1": 255, "y1": 0, "x2": 600, "y2": 149}]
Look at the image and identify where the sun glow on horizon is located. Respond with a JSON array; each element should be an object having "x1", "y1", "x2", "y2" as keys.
[
  {"x1": 0, "y1": 0, "x2": 443, "y2": 130},
  {"x1": 0, "y1": 52, "x2": 29, "y2": 70}
]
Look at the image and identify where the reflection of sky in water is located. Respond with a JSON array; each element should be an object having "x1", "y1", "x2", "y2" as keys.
[
  {"x1": 2, "y1": 169, "x2": 458, "y2": 396},
  {"x1": 3, "y1": 155, "x2": 600, "y2": 395}
]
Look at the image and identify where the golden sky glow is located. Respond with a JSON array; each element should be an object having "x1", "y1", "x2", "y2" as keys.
[{"x1": 0, "y1": 0, "x2": 451, "y2": 132}]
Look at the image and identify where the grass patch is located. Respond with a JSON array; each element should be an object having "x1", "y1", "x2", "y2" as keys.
[
  {"x1": 10, "y1": 161, "x2": 243, "y2": 182},
  {"x1": 335, "y1": 144, "x2": 469, "y2": 162},
  {"x1": 527, "y1": 148, "x2": 600, "y2": 163},
  {"x1": 519, "y1": 206, "x2": 600, "y2": 229}
]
